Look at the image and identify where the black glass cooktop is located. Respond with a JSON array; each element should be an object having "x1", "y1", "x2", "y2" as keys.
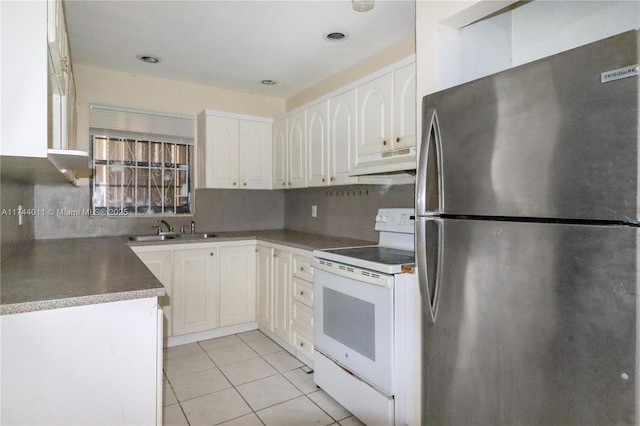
[{"x1": 322, "y1": 246, "x2": 415, "y2": 266}]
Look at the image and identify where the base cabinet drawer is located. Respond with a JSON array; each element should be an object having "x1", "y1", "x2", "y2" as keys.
[
  {"x1": 292, "y1": 325, "x2": 314, "y2": 360},
  {"x1": 292, "y1": 299, "x2": 313, "y2": 332},
  {"x1": 292, "y1": 277, "x2": 313, "y2": 307},
  {"x1": 292, "y1": 254, "x2": 314, "y2": 282}
]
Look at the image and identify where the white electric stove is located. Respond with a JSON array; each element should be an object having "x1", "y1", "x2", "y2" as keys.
[{"x1": 312, "y1": 208, "x2": 416, "y2": 426}]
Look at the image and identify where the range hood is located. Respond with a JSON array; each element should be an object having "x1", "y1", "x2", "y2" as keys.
[{"x1": 349, "y1": 148, "x2": 416, "y2": 177}]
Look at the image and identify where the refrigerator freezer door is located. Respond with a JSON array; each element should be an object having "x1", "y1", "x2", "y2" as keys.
[
  {"x1": 418, "y1": 218, "x2": 637, "y2": 425},
  {"x1": 420, "y1": 30, "x2": 639, "y2": 222}
]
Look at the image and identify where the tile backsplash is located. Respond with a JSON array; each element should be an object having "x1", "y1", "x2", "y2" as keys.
[
  {"x1": 284, "y1": 184, "x2": 415, "y2": 242},
  {"x1": 29, "y1": 183, "x2": 413, "y2": 242}
]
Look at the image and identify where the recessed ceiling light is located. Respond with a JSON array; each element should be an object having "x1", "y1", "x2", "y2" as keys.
[
  {"x1": 261, "y1": 79, "x2": 278, "y2": 85},
  {"x1": 324, "y1": 32, "x2": 349, "y2": 42},
  {"x1": 136, "y1": 54, "x2": 160, "y2": 64}
]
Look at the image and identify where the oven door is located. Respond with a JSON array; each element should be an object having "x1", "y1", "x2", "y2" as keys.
[{"x1": 313, "y1": 261, "x2": 394, "y2": 395}]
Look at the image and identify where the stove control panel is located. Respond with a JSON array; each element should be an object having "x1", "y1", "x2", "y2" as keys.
[{"x1": 374, "y1": 208, "x2": 415, "y2": 234}]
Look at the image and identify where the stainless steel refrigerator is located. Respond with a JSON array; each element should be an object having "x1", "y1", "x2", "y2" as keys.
[{"x1": 416, "y1": 30, "x2": 639, "y2": 425}]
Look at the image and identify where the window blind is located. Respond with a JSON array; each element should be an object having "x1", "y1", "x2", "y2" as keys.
[{"x1": 89, "y1": 104, "x2": 194, "y2": 143}]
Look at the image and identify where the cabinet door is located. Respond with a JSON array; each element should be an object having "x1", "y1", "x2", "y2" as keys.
[
  {"x1": 273, "y1": 249, "x2": 291, "y2": 342},
  {"x1": 287, "y1": 111, "x2": 307, "y2": 188},
  {"x1": 306, "y1": 101, "x2": 329, "y2": 187},
  {"x1": 393, "y1": 63, "x2": 417, "y2": 149},
  {"x1": 272, "y1": 118, "x2": 288, "y2": 189},
  {"x1": 205, "y1": 116, "x2": 239, "y2": 188},
  {"x1": 219, "y1": 245, "x2": 256, "y2": 327},
  {"x1": 134, "y1": 250, "x2": 173, "y2": 338},
  {"x1": 172, "y1": 248, "x2": 218, "y2": 335},
  {"x1": 239, "y1": 120, "x2": 272, "y2": 189},
  {"x1": 328, "y1": 89, "x2": 358, "y2": 186},
  {"x1": 255, "y1": 245, "x2": 274, "y2": 330},
  {"x1": 357, "y1": 73, "x2": 393, "y2": 158}
]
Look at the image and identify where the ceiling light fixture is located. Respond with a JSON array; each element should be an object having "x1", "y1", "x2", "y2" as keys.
[
  {"x1": 324, "y1": 32, "x2": 349, "y2": 42},
  {"x1": 352, "y1": 0, "x2": 374, "y2": 12},
  {"x1": 261, "y1": 79, "x2": 277, "y2": 85},
  {"x1": 136, "y1": 54, "x2": 160, "y2": 64}
]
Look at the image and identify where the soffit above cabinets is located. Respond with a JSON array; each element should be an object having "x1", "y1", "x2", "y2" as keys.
[{"x1": 63, "y1": 0, "x2": 415, "y2": 99}]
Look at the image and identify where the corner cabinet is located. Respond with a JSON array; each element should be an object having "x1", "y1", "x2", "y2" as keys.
[{"x1": 197, "y1": 111, "x2": 272, "y2": 189}]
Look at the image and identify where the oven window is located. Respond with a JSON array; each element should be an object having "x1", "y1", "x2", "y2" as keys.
[{"x1": 323, "y1": 287, "x2": 376, "y2": 361}]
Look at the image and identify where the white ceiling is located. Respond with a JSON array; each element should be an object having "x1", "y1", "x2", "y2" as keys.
[{"x1": 64, "y1": 0, "x2": 415, "y2": 99}]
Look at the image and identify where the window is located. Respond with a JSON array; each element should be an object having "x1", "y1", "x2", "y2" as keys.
[
  {"x1": 89, "y1": 105, "x2": 194, "y2": 216},
  {"x1": 91, "y1": 136, "x2": 191, "y2": 214}
]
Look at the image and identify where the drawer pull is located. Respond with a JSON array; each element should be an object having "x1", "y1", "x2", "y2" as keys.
[
  {"x1": 300, "y1": 291, "x2": 305, "y2": 296},
  {"x1": 300, "y1": 342, "x2": 305, "y2": 347},
  {"x1": 300, "y1": 267, "x2": 305, "y2": 271}
]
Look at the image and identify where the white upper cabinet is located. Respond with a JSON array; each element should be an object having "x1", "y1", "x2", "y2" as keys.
[
  {"x1": 1, "y1": 0, "x2": 79, "y2": 159},
  {"x1": 272, "y1": 118, "x2": 288, "y2": 189},
  {"x1": 198, "y1": 111, "x2": 272, "y2": 189},
  {"x1": 328, "y1": 89, "x2": 359, "y2": 186},
  {"x1": 392, "y1": 63, "x2": 417, "y2": 150},
  {"x1": 306, "y1": 101, "x2": 329, "y2": 187},
  {"x1": 239, "y1": 120, "x2": 272, "y2": 189},
  {"x1": 357, "y1": 73, "x2": 393, "y2": 158},
  {"x1": 204, "y1": 116, "x2": 239, "y2": 188},
  {"x1": 287, "y1": 110, "x2": 307, "y2": 188}
]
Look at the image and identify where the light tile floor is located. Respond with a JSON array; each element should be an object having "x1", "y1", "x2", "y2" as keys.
[{"x1": 162, "y1": 330, "x2": 365, "y2": 426}]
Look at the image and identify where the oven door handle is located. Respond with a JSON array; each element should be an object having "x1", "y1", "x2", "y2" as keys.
[{"x1": 312, "y1": 260, "x2": 394, "y2": 287}]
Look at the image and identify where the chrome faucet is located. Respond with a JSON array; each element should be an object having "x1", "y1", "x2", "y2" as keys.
[{"x1": 157, "y1": 219, "x2": 173, "y2": 234}]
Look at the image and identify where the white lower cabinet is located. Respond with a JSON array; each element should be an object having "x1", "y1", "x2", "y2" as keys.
[
  {"x1": 255, "y1": 243, "x2": 315, "y2": 365},
  {"x1": 256, "y1": 244, "x2": 274, "y2": 330},
  {"x1": 133, "y1": 240, "x2": 314, "y2": 365},
  {"x1": 219, "y1": 245, "x2": 256, "y2": 327},
  {"x1": 273, "y1": 248, "x2": 292, "y2": 342},
  {"x1": 1, "y1": 297, "x2": 162, "y2": 425},
  {"x1": 172, "y1": 247, "x2": 219, "y2": 335},
  {"x1": 133, "y1": 249, "x2": 173, "y2": 338}
]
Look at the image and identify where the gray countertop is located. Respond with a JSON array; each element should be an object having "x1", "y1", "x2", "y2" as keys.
[
  {"x1": 1, "y1": 230, "x2": 375, "y2": 315},
  {"x1": 128, "y1": 229, "x2": 376, "y2": 252}
]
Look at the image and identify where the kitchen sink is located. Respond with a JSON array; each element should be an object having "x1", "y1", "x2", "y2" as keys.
[
  {"x1": 128, "y1": 234, "x2": 178, "y2": 242},
  {"x1": 175, "y1": 233, "x2": 217, "y2": 239}
]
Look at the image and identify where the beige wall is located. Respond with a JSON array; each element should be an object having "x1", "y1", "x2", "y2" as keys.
[
  {"x1": 73, "y1": 64, "x2": 286, "y2": 151},
  {"x1": 286, "y1": 33, "x2": 416, "y2": 111}
]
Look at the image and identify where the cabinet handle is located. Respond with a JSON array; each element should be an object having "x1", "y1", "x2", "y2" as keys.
[
  {"x1": 282, "y1": 182, "x2": 286, "y2": 186},
  {"x1": 300, "y1": 342, "x2": 305, "y2": 347},
  {"x1": 210, "y1": 252, "x2": 214, "y2": 256},
  {"x1": 322, "y1": 178, "x2": 325, "y2": 182},
  {"x1": 300, "y1": 267, "x2": 305, "y2": 271},
  {"x1": 330, "y1": 177, "x2": 335, "y2": 181},
  {"x1": 383, "y1": 140, "x2": 387, "y2": 146},
  {"x1": 233, "y1": 182, "x2": 237, "y2": 186},
  {"x1": 300, "y1": 291, "x2": 305, "y2": 296},
  {"x1": 396, "y1": 137, "x2": 401, "y2": 143},
  {"x1": 243, "y1": 182, "x2": 247, "y2": 186}
]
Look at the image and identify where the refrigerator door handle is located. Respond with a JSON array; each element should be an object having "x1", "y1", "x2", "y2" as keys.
[
  {"x1": 416, "y1": 217, "x2": 442, "y2": 324},
  {"x1": 416, "y1": 107, "x2": 443, "y2": 216}
]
